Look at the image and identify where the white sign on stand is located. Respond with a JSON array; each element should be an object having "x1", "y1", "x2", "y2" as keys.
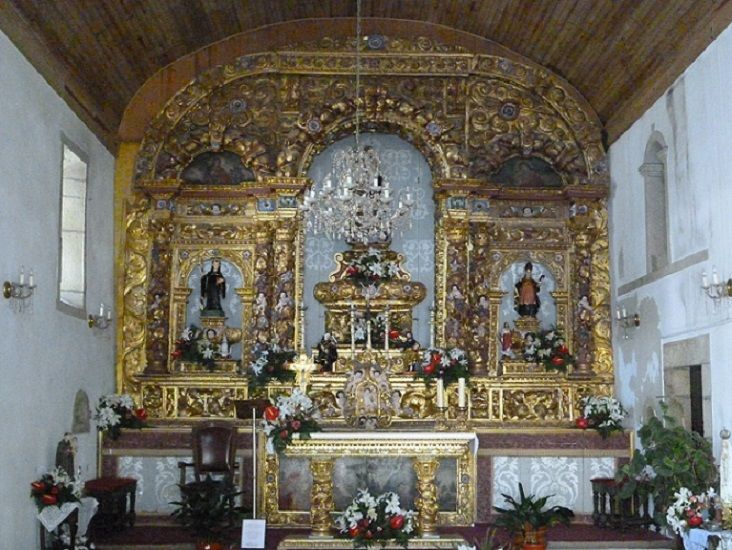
[{"x1": 241, "y1": 518, "x2": 266, "y2": 548}]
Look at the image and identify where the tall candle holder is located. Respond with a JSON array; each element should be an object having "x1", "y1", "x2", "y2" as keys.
[{"x1": 3, "y1": 266, "x2": 36, "y2": 313}]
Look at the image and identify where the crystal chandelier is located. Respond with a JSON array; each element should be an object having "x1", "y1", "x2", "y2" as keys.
[{"x1": 301, "y1": 0, "x2": 414, "y2": 245}]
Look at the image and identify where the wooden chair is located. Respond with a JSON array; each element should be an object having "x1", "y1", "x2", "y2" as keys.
[{"x1": 177, "y1": 422, "x2": 240, "y2": 523}]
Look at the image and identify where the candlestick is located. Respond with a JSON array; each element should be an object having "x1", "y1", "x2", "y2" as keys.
[
  {"x1": 702, "y1": 270, "x2": 709, "y2": 288},
  {"x1": 713, "y1": 268, "x2": 720, "y2": 285},
  {"x1": 350, "y1": 304, "x2": 356, "y2": 359},
  {"x1": 28, "y1": 269, "x2": 34, "y2": 288},
  {"x1": 252, "y1": 408, "x2": 257, "y2": 518},
  {"x1": 106, "y1": 308, "x2": 112, "y2": 321},
  {"x1": 436, "y1": 378, "x2": 445, "y2": 408},
  {"x1": 99, "y1": 303, "x2": 104, "y2": 317},
  {"x1": 458, "y1": 378, "x2": 466, "y2": 408},
  {"x1": 615, "y1": 308, "x2": 621, "y2": 320},
  {"x1": 367, "y1": 318, "x2": 372, "y2": 350},
  {"x1": 19, "y1": 266, "x2": 24, "y2": 286},
  {"x1": 621, "y1": 307, "x2": 627, "y2": 319},
  {"x1": 384, "y1": 306, "x2": 390, "y2": 352}
]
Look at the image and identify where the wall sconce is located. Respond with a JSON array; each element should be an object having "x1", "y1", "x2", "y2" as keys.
[
  {"x1": 615, "y1": 307, "x2": 640, "y2": 339},
  {"x1": 88, "y1": 302, "x2": 112, "y2": 330},
  {"x1": 701, "y1": 268, "x2": 732, "y2": 308},
  {"x1": 3, "y1": 266, "x2": 36, "y2": 313}
]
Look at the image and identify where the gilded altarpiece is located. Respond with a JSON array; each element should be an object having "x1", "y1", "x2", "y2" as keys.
[{"x1": 120, "y1": 36, "x2": 614, "y2": 423}]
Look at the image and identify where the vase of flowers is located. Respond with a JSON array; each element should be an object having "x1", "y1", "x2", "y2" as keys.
[
  {"x1": 262, "y1": 389, "x2": 321, "y2": 454},
  {"x1": 335, "y1": 489, "x2": 417, "y2": 549},
  {"x1": 529, "y1": 327, "x2": 573, "y2": 372},
  {"x1": 171, "y1": 325, "x2": 218, "y2": 371},
  {"x1": 94, "y1": 393, "x2": 148, "y2": 440},
  {"x1": 417, "y1": 347, "x2": 470, "y2": 386},
  {"x1": 30, "y1": 466, "x2": 81, "y2": 511},
  {"x1": 578, "y1": 395, "x2": 625, "y2": 438},
  {"x1": 247, "y1": 343, "x2": 296, "y2": 390},
  {"x1": 343, "y1": 248, "x2": 400, "y2": 287},
  {"x1": 666, "y1": 486, "x2": 717, "y2": 535}
]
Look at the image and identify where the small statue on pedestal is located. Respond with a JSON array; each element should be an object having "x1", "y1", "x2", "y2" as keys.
[
  {"x1": 316, "y1": 332, "x2": 338, "y2": 372},
  {"x1": 200, "y1": 258, "x2": 226, "y2": 317},
  {"x1": 514, "y1": 262, "x2": 544, "y2": 317}
]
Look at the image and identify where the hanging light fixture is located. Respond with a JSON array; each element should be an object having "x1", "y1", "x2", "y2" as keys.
[{"x1": 301, "y1": 0, "x2": 414, "y2": 245}]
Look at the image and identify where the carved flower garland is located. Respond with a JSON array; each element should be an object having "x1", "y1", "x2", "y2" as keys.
[{"x1": 335, "y1": 489, "x2": 416, "y2": 548}]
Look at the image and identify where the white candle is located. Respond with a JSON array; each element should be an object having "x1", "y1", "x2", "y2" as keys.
[
  {"x1": 350, "y1": 305, "x2": 356, "y2": 358},
  {"x1": 702, "y1": 270, "x2": 709, "y2": 288},
  {"x1": 458, "y1": 378, "x2": 466, "y2": 408},
  {"x1": 99, "y1": 303, "x2": 104, "y2": 317},
  {"x1": 106, "y1": 308, "x2": 112, "y2": 321},
  {"x1": 615, "y1": 308, "x2": 621, "y2": 320},
  {"x1": 367, "y1": 318, "x2": 372, "y2": 350},
  {"x1": 429, "y1": 306, "x2": 435, "y2": 348},
  {"x1": 436, "y1": 379, "x2": 445, "y2": 408},
  {"x1": 19, "y1": 266, "x2": 24, "y2": 286},
  {"x1": 713, "y1": 268, "x2": 720, "y2": 285},
  {"x1": 621, "y1": 307, "x2": 627, "y2": 319},
  {"x1": 28, "y1": 269, "x2": 34, "y2": 287}
]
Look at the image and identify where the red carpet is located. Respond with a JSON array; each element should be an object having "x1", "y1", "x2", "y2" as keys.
[{"x1": 92, "y1": 518, "x2": 672, "y2": 549}]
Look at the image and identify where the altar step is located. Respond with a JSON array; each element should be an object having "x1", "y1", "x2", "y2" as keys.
[{"x1": 92, "y1": 518, "x2": 674, "y2": 550}]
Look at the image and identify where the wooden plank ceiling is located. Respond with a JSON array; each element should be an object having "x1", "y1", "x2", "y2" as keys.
[{"x1": 2, "y1": 0, "x2": 731, "y2": 151}]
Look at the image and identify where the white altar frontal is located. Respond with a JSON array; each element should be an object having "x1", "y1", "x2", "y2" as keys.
[{"x1": 261, "y1": 432, "x2": 478, "y2": 534}]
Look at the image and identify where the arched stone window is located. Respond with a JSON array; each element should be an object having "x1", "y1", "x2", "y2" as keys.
[{"x1": 639, "y1": 132, "x2": 669, "y2": 273}]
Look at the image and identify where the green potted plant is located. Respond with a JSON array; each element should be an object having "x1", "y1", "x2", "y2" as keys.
[
  {"x1": 493, "y1": 483, "x2": 574, "y2": 550},
  {"x1": 171, "y1": 476, "x2": 241, "y2": 550},
  {"x1": 617, "y1": 404, "x2": 718, "y2": 528}
]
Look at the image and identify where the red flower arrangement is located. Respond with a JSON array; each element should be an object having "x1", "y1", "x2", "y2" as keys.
[
  {"x1": 529, "y1": 327, "x2": 574, "y2": 372},
  {"x1": 262, "y1": 389, "x2": 321, "y2": 454},
  {"x1": 30, "y1": 467, "x2": 81, "y2": 511},
  {"x1": 417, "y1": 347, "x2": 470, "y2": 386}
]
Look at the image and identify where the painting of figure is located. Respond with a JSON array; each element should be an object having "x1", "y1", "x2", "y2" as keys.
[
  {"x1": 493, "y1": 156, "x2": 563, "y2": 188},
  {"x1": 180, "y1": 151, "x2": 254, "y2": 185}
]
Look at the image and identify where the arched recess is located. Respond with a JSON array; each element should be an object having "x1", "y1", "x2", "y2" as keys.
[{"x1": 639, "y1": 130, "x2": 669, "y2": 273}]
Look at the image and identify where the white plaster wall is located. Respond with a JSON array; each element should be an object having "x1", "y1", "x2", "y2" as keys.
[
  {"x1": 610, "y1": 21, "x2": 732, "y2": 455},
  {"x1": 0, "y1": 31, "x2": 115, "y2": 546}
]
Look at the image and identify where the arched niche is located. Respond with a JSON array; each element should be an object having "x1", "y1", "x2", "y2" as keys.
[
  {"x1": 304, "y1": 133, "x2": 434, "y2": 349},
  {"x1": 499, "y1": 261, "x2": 557, "y2": 331}
]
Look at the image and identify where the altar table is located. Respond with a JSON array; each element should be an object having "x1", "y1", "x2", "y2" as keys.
[{"x1": 263, "y1": 431, "x2": 478, "y2": 535}]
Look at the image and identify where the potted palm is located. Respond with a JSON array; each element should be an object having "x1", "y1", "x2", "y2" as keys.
[
  {"x1": 171, "y1": 476, "x2": 241, "y2": 550},
  {"x1": 493, "y1": 483, "x2": 574, "y2": 550}
]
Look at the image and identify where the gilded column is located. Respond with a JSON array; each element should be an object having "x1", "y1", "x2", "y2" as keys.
[
  {"x1": 413, "y1": 457, "x2": 440, "y2": 537},
  {"x1": 442, "y1": 213, "x2": 470, "y2": 352},
  {"x1": 272, "y1": 221, "x2": 297, "y2": 349},
  {"x1": 310, "y1": 458, "x2": 335, "y2": 537},
  {"x1": 252, "y1": 226, "x2": 274, "y2": 346}
]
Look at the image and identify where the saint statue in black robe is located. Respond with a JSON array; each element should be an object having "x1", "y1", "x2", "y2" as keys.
[{"x1": 200, "y1": 259, "x2": 226, "y2": 316}]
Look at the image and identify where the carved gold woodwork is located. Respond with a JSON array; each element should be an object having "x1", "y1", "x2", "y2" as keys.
[
  {"x1": 413, "y1": 458, "x2": 440, "y2": 536},
  {"x1": 263, "y1": 433, "x2": 477, "y2": 528},
  {"x1": 310, "y1": 458, "x2": 335, "y2": 537},
  {"x1": 118, "y1": 35, "x2": 614, "y2": 421}
]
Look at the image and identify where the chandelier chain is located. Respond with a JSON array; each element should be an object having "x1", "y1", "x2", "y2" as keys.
[{"x1": 355, "y1": 0, "x2": 361, "y2": 146}]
